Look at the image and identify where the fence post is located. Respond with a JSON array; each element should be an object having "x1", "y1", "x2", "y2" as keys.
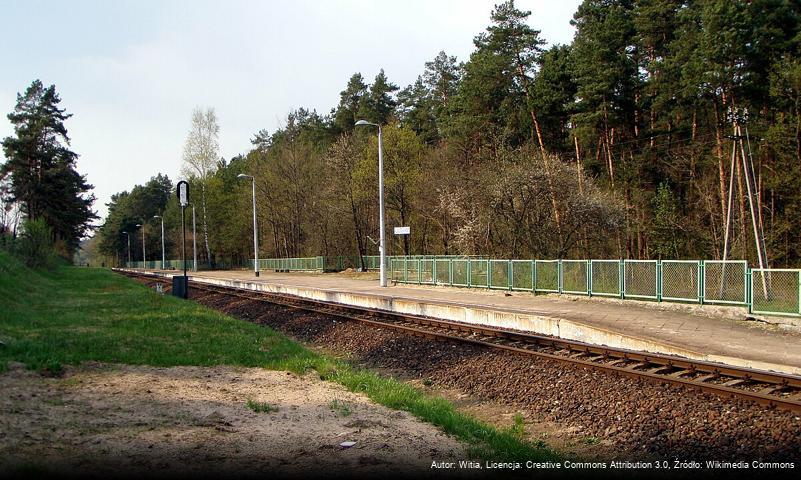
[
  {"x1": 487, "y1": 259, "x2": 492, "y2": 289},
  {"x1": 657, "y1": 260, "x2": 663, "y2": 302},
  {"x1": 558, "y1": 259, "x2": 563, "y2": 294},
  {"x1": 418, "y1": 259, "x2": 422, "y2": 284},
  {"x1": 699, "y1": 261, "x2": 705, "y2": 305},
  {"x1": 508, "y1": 261, "x2": 513, "y2": 291},
  {"x1": 746, "y1": 269, "x2": 753, "y2": 314},
  {"x1": 449, "y1": 259, "x2": 454, "y2": 286},
  {"x1": 620, "y1": 259, "x2": 625, "y2": 299},
  {"x1": 532, "y1": 260, "x2": 537, "y2": 294},
  {"x1": 467, "y1": 260, "x2": 472, "y2": 288},
  {"x1": 404, "y1": 257, "x2": 408, "y2": 283},
  {"x1": 587, "y1": 260, "x2": 593, "y2": 297},
  {"x1": 798, "y1": 270, "x2": 801, "y2": 316},
  {"x1": 433, "y1": 259, "x2": 437, "y2": 285}
]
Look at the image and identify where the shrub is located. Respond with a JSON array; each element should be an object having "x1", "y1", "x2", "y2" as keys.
[
  {"x1": 0, "y1": 231, "x2": 14, "y2": 252},
  {"x1": 16, "y1": 218, "x2": 57, "y2": 269}
]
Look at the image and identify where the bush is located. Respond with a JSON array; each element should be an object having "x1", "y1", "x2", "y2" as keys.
[
  {"x1": 16, "y1": 218, "x2": 57, "y2": 269},
  {"x1": 0, "y1": 231, "x2": 14, "y2": 252}
]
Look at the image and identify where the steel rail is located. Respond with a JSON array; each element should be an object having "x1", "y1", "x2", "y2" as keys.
[{"x1": 118, "y1": 270, "x2": 801, "y2": 412}]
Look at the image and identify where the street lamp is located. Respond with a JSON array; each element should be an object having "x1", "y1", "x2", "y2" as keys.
[
  {"x1": 122, "y1": 231, "x2": 131, "y2": 267},
  {"x1": 354, "y1": 119, "x2": 387, "y2": 287},
  {"x1": 135, "y1": 223, "x2": 145, "y2": 267},
  {"x1": 189, "y1": 203, "x2": 197, "y2": 271},
  {"x1": 153, "y1": 215, "x2": 165, "y2": 269},
  {"x1": 237, "y1": 174, "x2": 259, "y2": 277}
]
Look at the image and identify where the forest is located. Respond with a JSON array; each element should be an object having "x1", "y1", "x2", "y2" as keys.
[{"x1": 96, "y1": 0, "x2": 801, "y2": 268}]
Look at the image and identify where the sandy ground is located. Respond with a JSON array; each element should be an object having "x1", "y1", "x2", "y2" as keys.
[{"x1": 0, "y1": 362, "x2": 467, "y2": 478}]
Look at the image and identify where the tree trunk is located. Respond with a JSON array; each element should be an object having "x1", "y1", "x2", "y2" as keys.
[
  {"x1": 574, "y1": 132, "x2": 583, "y2": 194},
  {"x1": 200, "y1": 179, "x2": 212, "y2": 268},
  {"x1": 713, "y1": 102, "x2": 728, "y2": 228},
  {"x1": 514, "y1": 59, "x2": 561, "y2": 234}
]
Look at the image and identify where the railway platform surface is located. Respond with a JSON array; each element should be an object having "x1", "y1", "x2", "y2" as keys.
[{"x1": 147, "y1": 269, "x2": 801, "y2": 375}]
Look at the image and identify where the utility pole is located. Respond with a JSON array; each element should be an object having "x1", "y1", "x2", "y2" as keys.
[
  {"x1": 135, "y1": 223, "x2": 145, "y2": 267},
  {"x1": 122, "y1": 231, "x2": 131, "y2": 267},
  {"x1": 237, "y1": 174, "x2": 259, "y2": 277},
  {"x1": 153, "y1": 215, "x2": 165, "y2": 269},
  {"x1": 722, "y1": 107, "x2": 769, "y2": 297}
]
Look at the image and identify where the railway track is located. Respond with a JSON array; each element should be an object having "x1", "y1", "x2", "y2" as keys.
[{"x1": 119, "y1": 270, "x2": 801, "y2": 412}]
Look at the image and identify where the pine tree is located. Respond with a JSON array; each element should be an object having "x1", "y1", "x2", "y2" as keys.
[
  {"x1": 397, "y1": 77, "x2": 439, "y2": 144},
  {"x1": 1, "y1": 79, "x2": 96, "y2": 255},
  {"x1": 333, "y1": 73, "x2": 368, "y2": 134},
  {"x1": 358, "y1": 69, "x2": 399, "y2": 125}
]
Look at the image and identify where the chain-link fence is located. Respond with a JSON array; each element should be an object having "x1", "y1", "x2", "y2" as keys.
[
  {"x1": 562, "y1": 260, "x2": 588, "y2": 294},
  {"x1": 470, "y1": 259, "x2": 489, "y2": 288},
  {"x1": 751, "y1": 269, "x2": 800, "y2": 316},
  {"x1": 125, "y1": 254, "x2": 801, "y2": 318},
  {"x1": 435, "y1": 259, "x2": 451, "y2": 285},
  {"x1": 590, "y1": 260, "x2": 620, "y2": 296},
  {"x1": 257, "y1": 257, "x2": 324, "y2": 271},
  {"x1": 703, "y1": 260, "x2": 747, "y2": 304},
  {"x1": 511, "y1": 260, "x2": 533, "y2": 291},
  {"x1": 623, "y1": 260, "x2": 659, "y2": 299},
  {"x1": 489, "y1": 259, "x2": 509, "y2": 290},
  {"x1": 661, "y1": 260, "x2": 700, "y2": 302},
  {"x1": 388, "y1": 257, "x2": 801, "y2": 317},
  {"x1": 452, "y1": 259, "x2": 469, "y2": 286},
  {"x1": 535, "y1": 260, "x2": 559, "y2": 292}
]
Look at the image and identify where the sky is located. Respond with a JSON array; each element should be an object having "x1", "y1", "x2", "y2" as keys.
[{"x1": 0, "y1": 0, "x2": 581, "y2": 223}]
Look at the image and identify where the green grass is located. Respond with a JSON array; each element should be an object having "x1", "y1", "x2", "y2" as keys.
[
  {"x1": 329, "y1": 398, "x2": 352, "y2": 417},
  {"x1": 0, "y1": 249, "x2": 557, "y2": 462},
  {"x1": 510, "y1": 412, "x2": 526, "y2": 438},
  {"x1": 246, "y1": 399, "x2": 278, "y2": 413}
]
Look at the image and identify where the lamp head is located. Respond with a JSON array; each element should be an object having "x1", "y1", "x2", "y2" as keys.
[
  {"x1": 237, "y1": 174, "x2": 251, "y2": 179},
  {"x1": 355, "y1": 119, "x2": 373, "y2": 127},
  {"x1": 135, "y1": 224, "x2": 142, "y2": 227}
]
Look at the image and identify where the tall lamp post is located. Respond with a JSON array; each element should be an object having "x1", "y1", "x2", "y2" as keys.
[
  {"x1": 122, "y1": 231, "x2": 131, "y2": 267},
  {"x1": 191, "y1": 204, "x2": 197, "y2": 271},
  {"x1": 354, "y1": 120, "x2": 387, "y2": 287},
  {"x1": 153, "y1": 215, "x2": 165, "y2": 269},
  {"x1": 135, "y1": 223, "x2": 145, "y2": 268},
  {"x1": 237, "y1": 174, "x2": 259, "y2": 277}
]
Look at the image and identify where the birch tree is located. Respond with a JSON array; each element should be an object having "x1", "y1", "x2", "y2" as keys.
[{"x1": 181, "y1": 107, "x2": 219, "y2": 266}]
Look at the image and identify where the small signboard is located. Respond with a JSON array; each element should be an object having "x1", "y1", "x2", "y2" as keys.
[
  {"x1": 394, "y1": 226, "x2": 410, "y2": 235},
  {"x1": 177, "y1": 180, "x2": 189, "y2": 207}
]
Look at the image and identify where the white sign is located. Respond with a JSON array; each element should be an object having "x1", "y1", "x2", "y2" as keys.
[
  {"x1": 177, "y1": 181, "x2": 189, "y2": 207},
  {"x1": 394, "y1": 226, "x2": 410, "y2": 235}
]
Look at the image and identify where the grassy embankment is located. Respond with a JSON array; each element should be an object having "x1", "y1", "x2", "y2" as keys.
[{"x1": 0, "y1": 249, "x2": 557, "y2": 461}]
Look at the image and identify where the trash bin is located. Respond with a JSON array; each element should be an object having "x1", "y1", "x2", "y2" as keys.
[{"x1": 172, "y1": 276, "x2": 189, "y2": 299}]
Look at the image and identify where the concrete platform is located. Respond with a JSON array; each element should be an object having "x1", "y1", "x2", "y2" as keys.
[{"x1": 131, "y1": 269, "x2": 801, "y2": 376}]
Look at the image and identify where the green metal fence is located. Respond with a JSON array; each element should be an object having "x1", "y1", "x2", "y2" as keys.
[
  {"x1": 125, "y1": 255, "x2": 800, "y2": 318},
  {"x1": 389, "y1": 258, "x2": 801, "y2": 318},
  {"x1": 255, "y1": 257, "x2": 324, "y2": 272},
  {"x1": 126, "y1": 260, "x2": 194, "y2": 270},
  {"x1": 590, "y1": 260, "x2": 620, "y2": 296},
  {"x1": 704, "y1": 260, "x2": 747, "y2": 304},
  {"x1": 750, "y1": 269, "x2": 801, "y2": 316}
]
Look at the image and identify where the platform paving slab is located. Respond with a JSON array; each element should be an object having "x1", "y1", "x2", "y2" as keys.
[{"x1": 134, "y1": 269, "x2": 801, "y2": 376}]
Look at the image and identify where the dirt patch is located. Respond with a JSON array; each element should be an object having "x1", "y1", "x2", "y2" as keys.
[{"x1": 0, "y1": 362, "x2": 466, "y2": 478}]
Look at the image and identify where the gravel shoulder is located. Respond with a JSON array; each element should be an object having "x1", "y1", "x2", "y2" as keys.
[{"x1": 0, "y1": 362, "x2": 466, "y2": 478}]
